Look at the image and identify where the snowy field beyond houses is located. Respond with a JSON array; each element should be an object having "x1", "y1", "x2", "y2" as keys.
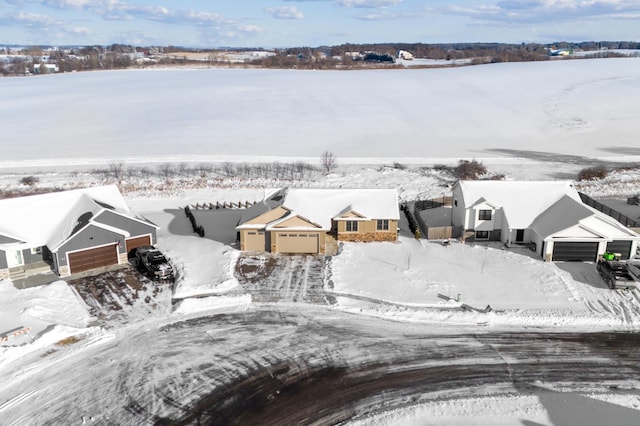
[
  {"x1": 2, "y1": 58, "x2": 640, "y2": 424},
  {"x1": 1, "y1": 57, "x2": 640, "y2": 167}
]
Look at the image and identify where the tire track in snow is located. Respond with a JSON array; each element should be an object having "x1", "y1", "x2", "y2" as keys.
[{"x1": 235, "y1": 254, "x2": 331, "y2": 305}]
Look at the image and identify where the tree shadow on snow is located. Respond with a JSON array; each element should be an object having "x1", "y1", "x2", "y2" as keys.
[
  {"x1": 484, "y1": 149, "x2": 640, "y2": 172},
  {"x1": 164, "y1": 208, "x2": 244, "y2": 246}
]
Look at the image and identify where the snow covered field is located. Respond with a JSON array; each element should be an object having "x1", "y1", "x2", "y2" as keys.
[
  {"x1": 2, "y1": 58, "x2": 640, "y2": 424},
  {"x1": 1, "y1": 58, "x2": 640, "y2": 167}
]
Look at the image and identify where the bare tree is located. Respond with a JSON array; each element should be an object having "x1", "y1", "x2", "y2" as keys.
[
  {"x1": 158, "y1": 163, "x2": 175, "y2": 180},
  {"x1": 108, "y1": 161, "x2": 125, "y2": 180},
  {"x1": 222, "y1": 162, "x2": 235, "y2": 177},
  {"x1": 321, "y1": 151, "x2": 337, "y2": 174}
]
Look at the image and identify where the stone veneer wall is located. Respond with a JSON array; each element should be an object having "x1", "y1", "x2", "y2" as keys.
[{"x1": 337, "y1": 231, "x2": 396, "y2": 243}]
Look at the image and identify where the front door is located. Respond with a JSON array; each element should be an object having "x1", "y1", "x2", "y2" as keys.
[
  {"x1": 516, "y1": 229, "x2": 525, "y2": 243},
  {"x1": 6, "y1": 250, "x2": 24, "y2": 268}
]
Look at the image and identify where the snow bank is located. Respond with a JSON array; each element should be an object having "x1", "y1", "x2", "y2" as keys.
[
  {"x1": 0, "y1": 280, "x2": 92, "y2": 345},
  {"x1": 172, "y1": 294, "x2": 252, "y2": 316},
  {"x1": 331, "y1": 237, "x2": 637, "y2": 330}
]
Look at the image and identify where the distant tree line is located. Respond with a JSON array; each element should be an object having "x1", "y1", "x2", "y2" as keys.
[
  {"x1": 2, "y1": 40, "x2": 640, "y2": 76},
  {"x1": 89, "y1": 160, "x2": 319, "y2": 182}
]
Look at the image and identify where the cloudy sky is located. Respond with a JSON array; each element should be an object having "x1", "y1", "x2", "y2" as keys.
[{"x1": 1, "y1": 0, "x2": 639, "y2": 47}]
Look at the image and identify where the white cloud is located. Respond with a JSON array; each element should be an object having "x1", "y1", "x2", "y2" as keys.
[
  {"x1": 265, "y1": 5, "x2": 304, "y2": 19},
  {"x1": 337, "y1": 0, "x2": 402, "y2": 8},
  {"x1": 68, "y1": 25, "x2": 90, "y2": 34},
  {"x1": 0, "y1": 11, "x2": 57, "y2": 26},
  {"x1": 57, "y1": 0, "x2": 93, "y2": 7},
  {"x1": 440, "y1": 0, "x2": 640, "y2": 22}
]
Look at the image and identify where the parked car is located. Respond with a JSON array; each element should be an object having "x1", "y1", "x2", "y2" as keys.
[
  {"x1": 597, "y1": 260, "x2": 638, "y2": 290},
  {"x1": 133, "y1": 246, "x2": 174, "y2": 281}
]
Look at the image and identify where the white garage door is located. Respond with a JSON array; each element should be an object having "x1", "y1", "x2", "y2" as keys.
[{"x1": 276, "y1": 233, "x2": 319, "y2": 254}]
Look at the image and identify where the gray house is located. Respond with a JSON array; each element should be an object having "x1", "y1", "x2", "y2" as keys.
[{"x1": 0, "y1": 185, "x2": 158, "y2": 280}]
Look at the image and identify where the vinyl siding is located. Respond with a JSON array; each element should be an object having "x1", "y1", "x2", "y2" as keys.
[
  {"x1": 21, "y1": 247, "x2": 44, "y2": 265},
  {"x1": 93, "y1": 210, "x2": 157, "y2": 244},
  {"x1": 55, "y1": 224, "x2": 125, "y2": 267},
  {"x1": 0, "y1": 250, "x2": 7, "y2": 269}
]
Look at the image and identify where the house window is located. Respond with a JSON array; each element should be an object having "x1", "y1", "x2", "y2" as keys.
[
  {"x1": 31, "y1": 246, "x2": 42, "y2": 255},
  {"x1": 346, "y1": 221, "x2": 358, "y2": 232},
  {"x1": 478, "y1": 209, "x2": 492, "y2": 220},
  {"x1": 475, "y1": 230, "x2": 489, "y2": 240},
  {"x1": 376, "y1": 219, "x2": 389, "y2": 231}
]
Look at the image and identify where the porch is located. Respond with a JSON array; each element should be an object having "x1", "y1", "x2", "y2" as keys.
[{"x1": 9, "y1": 261, "x2": 57, "y2": 289}]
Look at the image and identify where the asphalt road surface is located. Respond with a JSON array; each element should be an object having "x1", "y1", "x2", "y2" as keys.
[{"x1": 3, "y1": 305, "x2": 640, "y2": 425}]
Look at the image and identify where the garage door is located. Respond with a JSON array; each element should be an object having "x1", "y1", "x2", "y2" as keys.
[
  {"x1": 244, "y1": 231, "x2": 266, "y2": 251},
  {"x1": 276, "y1": 233, "x2": 319, "y2": 254},
  {"x1": 552, "y1": 241, "x2": 599, "y2": 262},
  {"x1": 125, "y1": 235, "x2": 152, "y2": 254},
  {"x1": 606, "y1": 240, "x2": 633, "y2": 260},
  {"x1": 68, "y1": 244, "x2": 119, "y2": 274}
]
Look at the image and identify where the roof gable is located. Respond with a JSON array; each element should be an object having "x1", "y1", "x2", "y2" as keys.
[
  {"x1": 52, "y1": 222, "x2": 129, "y2": 252},
  {"x1": 268, "y1": 215, "x2": 323, "y2": 230},
  {"x1": 244, "y1": 206, "x2": 290, "y2": 226},
  {"x1": 335, "y1": 209, "x2": 367, "y2": 219},
  {"x1": 470, "y1": 198, "x2": 500, "y2": 210},
  {"x1": 549, "y1": 223, "x2": 607, "y2": 239},
  {"x1": 93, "y1": 208, "x2": 159, "y2": 230}
]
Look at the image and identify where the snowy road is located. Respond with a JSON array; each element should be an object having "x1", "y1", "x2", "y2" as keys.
[{"x1": 2, "y1": 305, "x2": 640, "y2": 425}]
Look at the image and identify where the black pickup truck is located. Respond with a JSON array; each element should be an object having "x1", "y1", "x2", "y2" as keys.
[{"x1": 133, "y1": 246, "x2": 175, "y2": 281}]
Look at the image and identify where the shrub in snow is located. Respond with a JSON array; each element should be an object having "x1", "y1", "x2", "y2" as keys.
[
  {"x1": 578, "y1": 166, "x2": 608, "y2": 181},
  {"x1": 19, "y1": 175, "x2": 39, "y2": 186},
  {"x1": 454, "y1": 160, "x2": 487, "y2": 180}
]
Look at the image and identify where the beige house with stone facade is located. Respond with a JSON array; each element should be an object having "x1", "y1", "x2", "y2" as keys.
[{"x1": 236, "y1": 188, "x2": 399, "y2": 255}]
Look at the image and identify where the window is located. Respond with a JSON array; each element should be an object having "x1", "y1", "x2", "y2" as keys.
[
  {"x1": 475, "y1": 230, "x2": 489, "y2": 240},
  {"x1": 478, "y1": 209, "x2": 492, "y2": 220},
  {"x1": 31, "y1": 246, "x2": 42, "y2": 255},
  {"x1": 346, "y1": 220, "x2": 358, "y2": 232},
  {"x1": 376, "y1": 219, "x2": 389, "y2": 231}
]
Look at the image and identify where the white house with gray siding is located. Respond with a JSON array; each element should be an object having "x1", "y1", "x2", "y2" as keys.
[
  {"x1": 0, "y1": 186, "x2": 158, "y2": 280},
  {"x1": 452, "y1": 180, "x2": 640, "y2": 262}
]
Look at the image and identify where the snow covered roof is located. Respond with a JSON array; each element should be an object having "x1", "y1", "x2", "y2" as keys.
[
  {"x1": 531, "y1": 195, "x2": 601, "y2": 239},
  {"x1": 456, "y1": 180, "x2": 581, "y2": 229},
  {"x1": 531, "y1": 194, "x2": 639, "y2": 240},
  {"x1": 0, "y1": 185, "x2": 133, "y2": 250},
  {"x1": 238, "y1": 188, "x2": 399, "y2": 230}
]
